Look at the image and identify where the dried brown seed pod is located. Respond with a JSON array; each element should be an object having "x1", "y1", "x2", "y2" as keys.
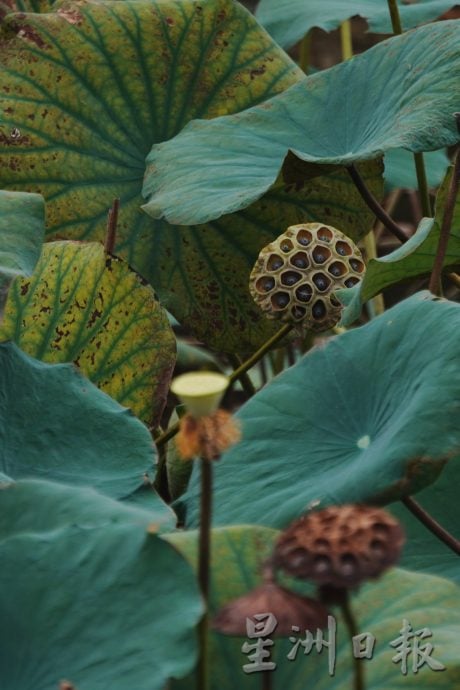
[
  {"x1": 249, "y1": 223, "x2": 365, "y2": 331},
  {"x1": 212, "y1": 580, "x2": 330, "y2": 637},
  {"x1": 273, "y1": 505, "x2": 404, "y2": 588}
]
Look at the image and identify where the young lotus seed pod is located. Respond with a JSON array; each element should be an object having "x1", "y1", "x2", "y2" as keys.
[
  {"x1": 212, "y1": 580, "x2": 330, "y2": 637},
  {"x1": 273, "y1": 505, "x2": 404, "y2": 589},
  {"x1": 249, "y1": 223, "x2": 365, "y2": 331}
]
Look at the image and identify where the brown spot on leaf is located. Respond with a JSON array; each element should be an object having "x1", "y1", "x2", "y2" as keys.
[{"x1": 250, "y1": 66, "x2": 266, "y2": 80}]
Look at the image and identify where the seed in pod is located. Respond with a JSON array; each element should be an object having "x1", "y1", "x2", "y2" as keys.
[
  {"x1": 272, "y1": 505, "x2": 404, "y2": 589},
  {"x1": 249, "y1": 223, "x2": 365, "y2": 332},
  {"x1": 212, "y1": 580, "x2": 330, "y2": 637}
]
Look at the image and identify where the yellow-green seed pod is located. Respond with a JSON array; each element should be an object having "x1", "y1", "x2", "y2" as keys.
[{"x1": 249, "y1": 223, "x2": 365, "y2": 332}]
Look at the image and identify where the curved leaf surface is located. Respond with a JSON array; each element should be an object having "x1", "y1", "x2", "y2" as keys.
[
  {"x1": 384, "y1": 148, "x2": 450, "y2": 192},
  {"x1": 143, "y1": 21, "x2": 460, "y2": 225},
  {"x1": 0, "y1": 0, "x2": 54, "y2": 12},
  {"x1": 0, "y1": 240, "x2": 175, "y2": 425},
  {"x1": 340, "y1": 162, "x2": 460, "y2": 318},
  {"x1": 167, "y1": 526, "x2": 460, "y2": 689},
  {"x1": 0, "y1": 189, "x2": 44, "y2": 317},
  {"x1": 390, "y1": 458, "x2": 460, "y2": 584},
  {"x1": 0, "y1": 478, "x2": 175, "y2": 537},
  {"x1": 0, "y1": 479, "x2": 202, "y2": 689},
  {"x1": 181, "y1": 293, "x2": 460, "y2": 529},
  {"x1": 0, "y1": 0, "x2": 304, "y2": 352},
  {"x1": 256, "y1": 0, "x2": 457, "y2": 51},
  {"x1": 0, "y1": 189, "x2": 44, "y2": 281},
  {"x1": 0, "y1": 341, "x2": 157, "y2": 498}
]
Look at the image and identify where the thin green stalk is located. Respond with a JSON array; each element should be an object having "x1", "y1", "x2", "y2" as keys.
[
  {"x1": 402, "y1": 495, "x2": 460, "y2": 556},
  {"x1": 363, "y1": 231, "x2": 385, "y2": 316},
  {"x1": 299, "y1": 31, "x2": 311, "y2": 73},
  {"x1": 340, "y1": 19, "x2": 353, "y2": 61},
  {"x1": 152, "y1": 440, "x2": 170, "y2": 502},
  {"x1": 197, "y1": 458, "x2": 213, "y2": 690},
  {"x1": 387, "y1": 0, "x2": 403, "y2": 34},
  {"x1": 413, "y1": 152, "x2": 432, "y2": 217},
  {"x1": 227, "y1": 353, "x2": 256, "y2": 397},
  {"x1": 230, "y1": 323, "x2": 293, "y2": 383},
  {"x1": 340, "y1": 595, "x2": 365, "y2": 690},
  {"x1": 156, "y1": 323, "x2": 293, "y2": 449},
  {"x1": 428, "y1": 148, "x2": 460, "y2": 295},
  {"x1": 386, "y1": 1, "x2": 432, "y2": 217}
]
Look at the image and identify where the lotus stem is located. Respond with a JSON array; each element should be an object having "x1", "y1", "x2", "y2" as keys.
[
  {"x1": 429, "y1": 147, "x2": 460, "y2": 295},
  {"x1": 386, "y1": 1, "x2": 432, "y2": 217},
  {"x1": 402, "y1": 495, "x2": 460, "y2": 556},
  {"x1": 104, "y1": 198, "x2": 119, "y2": 254},
  {"x1": 340, "y1": 594, "x2": 365, "y2": 690},
  {"x1": 347, "y1": 165, "x2": 407, "y2": 243}
]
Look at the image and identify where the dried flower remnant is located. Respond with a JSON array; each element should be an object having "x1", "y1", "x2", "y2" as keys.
[
  {"x1": 171, "y1": 372, "x2": 240, "y2": 461},
  {"x1": 176, "y1": 409, "x2": 240, "y2": 461}
]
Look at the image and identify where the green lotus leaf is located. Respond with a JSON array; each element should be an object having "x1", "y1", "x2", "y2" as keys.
[
  {"x1": 256, "y1": 0, "x2": 457, "y2": 51},
  {"x1": 0, "y1": 0, "x2": 54, "y2": 12},
  {"x1": 0, "y1": 341, "x2": 158, "y2": 498},
  {"x1": 0, "y1": 0, "x2": 306, "y2": 353},
  {"x1": 0, "y1": 479, "x2": 202, "y2": 689},
  {"x1": 0, "y1": 189, "x2": 44, "y2": 317},
  {"x1": 384, "y1": 148, "x2": 450, "y2": 192},
  {"x1": 0, "y1": 240, "x2": 176, "y2": 426},
  {"x1": 0, "y1": 478, "x2": 176, "y2": 536},
  {"x1": 0, "y1": 189, "x2": 44, "y2": 281},
  {"x1": 181, "y1": 293, "x2": 460, "y2": 528},
  {"x1": 143, "y1": 21, "x2": 460, "y2": 226},
  {"x1": 167, "y1": 526, "x2": 460, "y2": 689},
  {"x1": 339, "y1": 162, "x2": 460, "y2": 321},
  {"x1": 390, "y1": 457, "x2": 460, "y2": 584}
]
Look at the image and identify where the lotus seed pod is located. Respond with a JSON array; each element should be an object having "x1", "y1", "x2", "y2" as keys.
[
  {"x1": 212, "y1": 580, "x2": 330, "y2": 637},
  {"x1": 249, "y1": 223, "x2": 365, "y2": 331},
  {"x1": 273, "y1": 505, "x2": 404, "y2": 589}
]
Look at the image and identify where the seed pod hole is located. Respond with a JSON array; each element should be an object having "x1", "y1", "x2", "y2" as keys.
[
  {"x1": 280, "y1": 239, "x2": 294, "y2": 253},
  {"x1": 289, "y1": 548, "x2": 311, "y2": 569},
  {"x1": 312, "y1": 273, "x2": 331, "y2": 292},
  {"x1": 281, "y1": 270, "x2": 302, "y2": 287},
  {"x1": 313, "y1": 555, "x2": 332, "y2": 574},
  {"x1": 290, "y1": 251, "x2": 309, "y2": 269},
  {"x1": 336, "y1": 241, "x2": 353, "y2": 257},
  {"x1": 373, "y1": 523, "x2": 391, "y2": 537},
  {"x1": 329, "y1": 295, "x2": 341, "y2": 308},
  {"x1": 317, "y1": 226, "x2": 333, "y2": 243},
  {"x1": 314, "y1": 538, "x2": 329, "y2": 549},
  {"x1": 345, "y1": 277, "x2": 360, "y2": 288},
  {"x1": 291, "y1": 305, "x2": 307, "y2": 321},
  {"x1": 295, "y1": 284, "x2": 313, "y2": 303},
  {"x1": 297, "y1": 229, "x2": 313, "y2": 246},
  {"x1": 340, "y1": 553, "x2": 359, "y2": 577},
  {"x1": 312, "y1": 300, "x2": 327, "y2": 320},
  {"x1": 271, "y1": 291, "x2": 290, "y2": 310},
  {"x1": 349, "y1": 258, "x2": 365, "y2": 273},
  {"x1": 267, "y1": 254, "x2": 284, "y2": 271},
  {"x1": 312, "y1": 246, "x2": 331, "y2": 265},
  {"x1": 370, "y1": 539, "x2": 386, "y2": 556},
  {"x1": 255, "y1": 276, "x2": 275, "y2": 293},
  {"x1": 328, "y1": 261, "x2": 347, "y2": 277}
]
